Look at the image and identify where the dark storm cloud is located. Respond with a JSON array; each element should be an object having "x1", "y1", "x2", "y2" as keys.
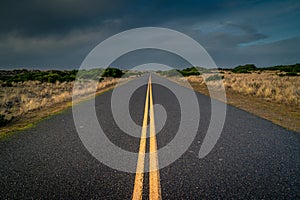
[
  {"x1": 0, "y1": 0, "x2": 226, "y2": 37},
  {"x1": 0, "y1": 0, "x2": 129, "y2": 37},
  {"x1": 0, "y1": 0, "x2": 299, "y2": 69}
]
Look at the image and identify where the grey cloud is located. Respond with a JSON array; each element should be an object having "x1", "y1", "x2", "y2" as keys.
[
  {"x1": 0, "y1": 0, "x2": 298, "y2": 69},
  {"x1": 0, "y1": 0, "x2": 129, "y2": 37}
]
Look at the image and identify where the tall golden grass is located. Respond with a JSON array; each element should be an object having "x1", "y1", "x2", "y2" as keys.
[
  {"x1": 0, "y1": 79, "x2": 119, "y2": 120},
  {"x1": 186, "y1": 71, "x2": 300, "y2": 105}
]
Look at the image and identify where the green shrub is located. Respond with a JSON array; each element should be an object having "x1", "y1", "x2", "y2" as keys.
[
  {"x1": 102, "y1": 68, "x2": 124, "y2": 78},
  {"x1": 177, "y1": 67, "x2": 201, "y2": 77}
]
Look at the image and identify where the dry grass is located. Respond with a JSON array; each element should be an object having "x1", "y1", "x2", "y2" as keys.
[
  {"x1": 185, "y1": 71, "x2": 300, "y2": 105},
  {"x1": 0, "y1": 79, "x2": 119, "y2": 124},
  {"x1": 183, "y1": 71, "x2": 300, "y2": 133},
  {"x1": 223, "y1": 72, "x2": 300, "y2": 105}
]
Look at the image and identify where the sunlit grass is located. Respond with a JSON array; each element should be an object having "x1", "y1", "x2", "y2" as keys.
[
  {"x1": 0, "y1": 79, "x2": 118, "y2": 122},
  {"x1": 186, "y1": 71, "x2": 300, "y2": 105},
  {"x1": 184, "y1": 71, "x2": 300, "y2": 132}
]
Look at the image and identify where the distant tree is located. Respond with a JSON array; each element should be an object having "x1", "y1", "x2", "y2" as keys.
[
  {"x1": 265, "y1": 63, "x2": 300, "y2": 72},
  {"x1": 232, "y1": 64, "x2": 257, "y2": 73},
  {"x1": 101, "y1": 68, "x2": 124, "y2": 78}
]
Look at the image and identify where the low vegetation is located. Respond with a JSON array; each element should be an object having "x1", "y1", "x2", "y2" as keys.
[
  {"x1": 185, "y1": 71, "x2": 300, "y2": 105},
  {"x1": 188, "y1": 74, "x2": 299, "y2": 132},
  {"x1": 0, "y1": 68, "x2": 124, "y2": 129},
  {"x1": 0, "y1": 79, "x2": 119, "y2": 126},
  {"x1": 0, "y1": 69, "x2": 78, "y2": 86},
  {"x1": 221, "y1": 63, "x2": 300, "y2": 75},
  {"x1": 1, "y1": 64, "x2": 299, "y2": 133},
  {"x1": 161, "y1": 64, "x2": 299, "y2": 105},
  {"x1": 0, "y1": 67, "x2": 125, "y2": 87},
  {"x1": 158, "y1": 66, "x2": 211, "y2": 77},
  {"x1": 223, "y1": 72, "x2": 300, "y2": 104},
  {"x1": 162, "y1": 63, "x2": 300, "y2": 132}
]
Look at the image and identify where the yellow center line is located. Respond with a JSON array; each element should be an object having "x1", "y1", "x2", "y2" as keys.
[
  {"x1": 132, "y1": 75, "x2": 162, "y2": 200},
  {"x1": 149, "y1": 75, "x2": 162, "y2": 200},
  {"x1": 132, "y1": 79, "x2": 150, "y2": 200}
]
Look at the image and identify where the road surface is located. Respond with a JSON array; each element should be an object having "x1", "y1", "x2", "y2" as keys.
[{"x1": 0, "y1": 74, "x2": 299, "y2": 199}]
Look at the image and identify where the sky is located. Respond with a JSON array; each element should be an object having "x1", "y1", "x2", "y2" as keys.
[{"x1": 0, "y1": 0, "x2": 299, "y2": 69}]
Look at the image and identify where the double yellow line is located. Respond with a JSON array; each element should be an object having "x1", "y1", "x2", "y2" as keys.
[{"x1": 132, "y1": 76, "x2": 162, "y2": 200}]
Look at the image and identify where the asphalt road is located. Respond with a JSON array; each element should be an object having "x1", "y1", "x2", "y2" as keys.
[{"x1": 0, "y1": 74, "x2": 299, "y2": 199}]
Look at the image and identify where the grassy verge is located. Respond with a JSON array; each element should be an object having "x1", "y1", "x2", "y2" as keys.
[
  {"x1": 189, "y1": 81, "x2": 300, "y2": 133},
  {"x1": 0, "y1": 83, "x2": 117, "y2": 139}
]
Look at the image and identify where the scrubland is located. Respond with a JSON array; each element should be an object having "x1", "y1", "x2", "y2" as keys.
[
  {"x1": 185, "y1": 71, "x2": 300, "y2": 132},
  {"x1": 0, "y1": 79, "x2": 119, "y2": 131},
  {"x1": 187, "y1": 71, "x2": 300, "y2": 105},
  {"x1": 1, "y1": 65, "x2": 299, "y2": 135}
]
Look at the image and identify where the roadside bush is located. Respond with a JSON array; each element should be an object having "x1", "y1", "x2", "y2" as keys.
[{"x1": 178, "y1": 67, "x2": 201, "y2": 76}]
